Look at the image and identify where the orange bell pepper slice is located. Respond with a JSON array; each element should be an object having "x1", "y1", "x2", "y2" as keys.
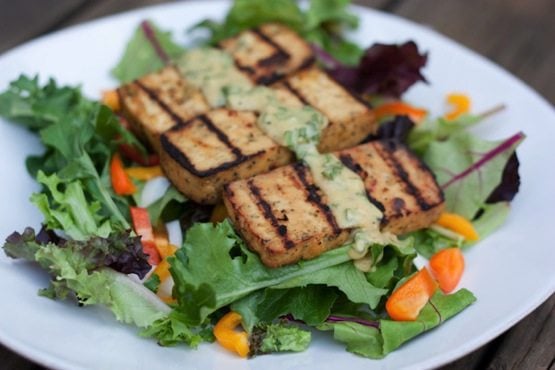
[
  {"x1": 110, "y1": 153, "x2": 136, "y2": 196},
  {"x1": 373, "y1": 101, "x2": 428, "y2": 123},
  {"x1": 436, "y1": 212, "x2": 479, "y2": 241},
  {"x1": 444, "y1": 93, "x2": 471, "y2": 120},
  {"x1": 385, "y1": 268, "x2": 438, "y2": 321},
  {"x1": 130, "y1": 207, "x2": 161, "y2": 265},
  {"x1": 214, "y1": 312, "x2": 250, "y2": 358},
  {"x1": 430, "y1": 247, "x2": 465, "y2": 293}
]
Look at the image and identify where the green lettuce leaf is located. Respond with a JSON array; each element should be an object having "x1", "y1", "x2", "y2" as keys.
[
  {"x1": 191, "y1": 0, "x2": 361, "y2": 65},
  {"x1": 250, "y1": 323, "x2": 311, "y2": 356},
  {"x1": 272, "y1": 261, "x2": 387, "y2": 308},
  {"x1": 320, "y1": 289, "x2": 476, "y2": 358},
  {"x1": 147, "y1": 185, "x2": 187, "y2": 223},
  {"x1": 232, "y1": 285, "x2": 338, "y2": 331},
  {"x1": 191, "y1": 0, "x2": 304, "y2": 43},
  {"x1": 408, "y1": 114, "x2": 482, "y2": 156},
  {"x1": 140, "y1": 311, "x2": 212, "y2": 347},
  {"x1": 3, "y1": 227, "x2": 167, "y2": 327},
  {"x1": 0, "y1": 75, "x2": 137, "y2": 232},
  {"x1": 31, "y1": 171, "x2": 114, "y2": 240},
  {"x1": 423, "y1": 131, "x2": 524, "y2": 219},
  {"x1": 472, "y1": 202, "x2": 511, "y2": 239},
  {"x1": 169, "y1": 221, "x2": 353, "y2": 325},
  {"x1": 303, "y1": 0, "x2": 363, "y2": 65},
  {"x1": 112, "y1": 20, "x2": 184, "y2": 83}
]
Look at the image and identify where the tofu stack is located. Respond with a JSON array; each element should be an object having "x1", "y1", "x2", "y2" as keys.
[
  {"x1": 117, "y1": 24, "x2": 377, "y2": 204},
  {"x1": 223, "y1": 140, "x2": 445, "y2": 268}
]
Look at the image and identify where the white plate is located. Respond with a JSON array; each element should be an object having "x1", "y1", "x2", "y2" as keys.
[{"x1": 0, "y1": 2, "x2": 554, "y2": 369}]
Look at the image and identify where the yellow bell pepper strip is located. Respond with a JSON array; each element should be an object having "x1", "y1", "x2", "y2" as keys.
[
  {"x1": 125, "y1": 166, "x2": 163, "y2": 181},
  {"x1": 444, "y1": 93, "x2": 471, "y2": 120},
  {"x1": 210, "y1": 202, "x2": 229, "y2": 223},
  {"x1": 373, "y1": 101, "x2": 428, "y2": 123},
  {"x1": 152, "y1": 258, "x2": 172, "y2": 282},
  {"x1": 101, "y1": 90, "x2": 120, "y2": 112},
  {"x1": 110, "y1": 153, "x2": 136, "y2": 196},
  {"x1": 435, "y1": 212, "x2": 479, "y2": 241},
  {"x1": 214, "y1": 312, "x2": 250, "y2": 358}
]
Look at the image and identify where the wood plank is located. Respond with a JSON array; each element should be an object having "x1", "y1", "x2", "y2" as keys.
[
  {"x1": 391, "y1": 0, "x2": 555, "y2": 103},
  {"x1": 486, "y1": 294, "x2": 555, "y2": 369},
  {"x1": 0, "y1": 0, "x2": 87, "y2": 53}
]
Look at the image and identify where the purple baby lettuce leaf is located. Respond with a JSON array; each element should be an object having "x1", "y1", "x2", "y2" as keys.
[{"x1": 316, "y1": 41, "x2": 428, "y2": 98}]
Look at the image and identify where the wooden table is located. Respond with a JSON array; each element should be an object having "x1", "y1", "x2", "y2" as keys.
[{"x1": 1, "y1": 1, "x2": 553, "y2": 369}]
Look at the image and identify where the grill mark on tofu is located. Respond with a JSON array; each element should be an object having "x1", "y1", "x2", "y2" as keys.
[
  {"x1": 282, "y1": 80, "x2": 310, "y2": 105},
  {"x1": 256, "y1": 72, "x2": 284, "y2": 85},
  {"x1": 198, "y1": 115, "x2": 246, "y2": 160},
  {"x1": 161, "y1": 118, "x2": 261, "y2": 178},
  {"x1": 291, "y1": 162, "x2": 342, "y2": 235},
  {"x1": 135, "y1": 80, "x2": 187, "y2": 126},
  {"x1": 374, "y1": 141, "x2": 433, "y2": 211},
  {"x1": 247, "y1": 179, "x2": 295, "y2": 249},
  {"x1": 258, "y1": 51, "x2": 290, "y2": 67},
  {"x1": 252, "y1": 27, "x2": 291, "y2": 64},
  {"x1": 338, "y1": 153, "x2": 387, "y2": 215}
]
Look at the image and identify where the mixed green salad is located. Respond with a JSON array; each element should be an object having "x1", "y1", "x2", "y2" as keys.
[{"x1": 0, "y1": 0, "x2": 524, "y2": 360}]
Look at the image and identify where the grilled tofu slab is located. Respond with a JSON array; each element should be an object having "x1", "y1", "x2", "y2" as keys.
[
  {"x1": 273, "y1": 66, "x2": 376, "y2": 152},
  {"x1": 117, "y1": 66, "x2": 209, "y2": 152},
  {"x1": 223, "y1": 140, "x2": 444, "y2": 267},
  {"x1": 160, "y1": 109, "x2": 294, "y2": 204},
  {"x1": 160, "y1": 67, "x2": 376, "y2": 204},
  {"x1": 219, "y1": 23, "x2": 314, "y2": 85}
]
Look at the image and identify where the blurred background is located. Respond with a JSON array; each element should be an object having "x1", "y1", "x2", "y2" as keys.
[
  {"x1": 0, "y1": 0, "x2": 553, "y2": 103},
  {"x1": 0, "y1": 1, "x2": 553, "y2": 369}
]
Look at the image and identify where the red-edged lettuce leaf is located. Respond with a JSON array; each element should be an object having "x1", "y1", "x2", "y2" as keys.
[
  {"x1": 316, "y1": 41, "x2": 428, "y2": 98},
  {"x1": 4, "y1": 226, "x2": 151, "y2": 278},
  {"x1": 423, "y1": 131, "x2": 525, "y2": 219},
  {"x1": 318, "y1": 289, "x2": 476, "y2": 359}
]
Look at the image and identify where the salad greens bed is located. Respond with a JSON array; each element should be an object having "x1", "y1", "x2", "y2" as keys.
[{"x1": 0, "y1": 0, "x2": 524, "y2": 360}]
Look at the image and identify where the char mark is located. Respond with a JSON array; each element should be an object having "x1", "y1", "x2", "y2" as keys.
[
  {"x1": 339, "y1": 154, "x2": 386, "y2": 214},
  {"x1": 198, "y1": 115, "x2": 244, "y2": 159},
  {"x1": 282, "y1": 81, "x2": 310, "y2": 105},
  {"x1": 292, "y1": 162, "x2": 342, "y2": 235},
  {"x1": 247, "y1": 180, "x2": 295, "y2": 249},
  {"x1": 256, "y1": 72, "x2": 284, "y2": 85},
  {"x1": 258, "y1": 51, "x2": 289, "y2": 67},
  {"x1": 252, "y1": 27, "x2": 291, "y2": 61},
  {"x1": 375, "y1": 141, "x2": 433, "y2": 211},
  {"x1": 298, "y1": 56, "x2": 316, "y2": 71},
  {"x1": 161, "y1": 115, "x2": 262, "y2": 178},
  {"x1": 135, "y1": 80, "x2": 187, "y2": 125}
]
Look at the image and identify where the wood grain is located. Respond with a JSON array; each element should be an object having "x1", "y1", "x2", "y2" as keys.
[
  {"x1": 392, "y1": 0, "x2": 555, "y2": 103},
  {"x1": 0, "y1": 0, "x2": 88, "y2": 53}
]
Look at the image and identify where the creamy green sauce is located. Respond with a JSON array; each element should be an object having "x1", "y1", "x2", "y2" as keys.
[
  {"x1": 304, "y1": 152, "x2": 398, "y2": 271},
  {"x1": 176, "y1": 48, "x2": 252, "y2": 107},
  {"x1": 176, "y1": 48, "x2": 396, "y2": 271}
]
